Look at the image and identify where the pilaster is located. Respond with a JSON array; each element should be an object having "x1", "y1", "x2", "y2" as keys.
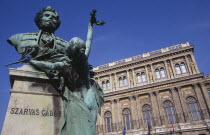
[
  {"x1": 109, "y1": 74, "x2": 112, "y2": 91},
  {"x1": 164, "y1": 60, "x2": 170, "y2": 79},
  {"x1": 127, "y1": 70, "x2": 131, "y2": 87},
  {"x1": 170, "y1": 59, "x2": 176, "y2": 78},
  {"x1": 199, "y1": 82, "x2": 210, "y2": 114},
  {"x1": 149, "y1": 92, "x2": 161, "y2": 126},
  {"x1": 170, "y1": 88, "x2": 185, "y2": 123},
  {"x1": 185, "y1": 55, "x2": 192, "y2": 75},
  {"x1": 115, "y1": 73, "x2": 118, "y2": 90},
  {"x1": 155, "y1": 91, "x2": 165, "y2": 125},
  {"x1": 190, "y1": 54, "x2": 200, "y2": 73},
  {"x1": 116, "y1": 99, "x2": 122, "y2": 131},
  {"x1": 193, "y1": 84, "x2": 208, "y2": 119},
  {"x1": 134, "y1": 95, "x2": 141, "y2": 129},
  {"x1": 99, "y1": 111, "x2": 104, "y2": 134},
  {"x1": 145, "y1": 65, "x2": 150, "y2": 83},
  {"x1": 129, "y1": 96, "x2": 137, "y2": 129},
  {"x1": 176, "y1": 87, "x2": 190, "y2": 122},
  {"x1": 132, "y1": 68, "x2": 137, "y2": 86},
  {"x1": 110, "y1": 100, "x2": 116, "y2": 132},
  {"x1": 150, "y1": 64, "x2": 155, "y2": 82}
]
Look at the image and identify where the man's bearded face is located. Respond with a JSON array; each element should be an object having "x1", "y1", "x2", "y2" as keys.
[{"x1": 41, "y1": 11, "x2": 58, "y2": 32}]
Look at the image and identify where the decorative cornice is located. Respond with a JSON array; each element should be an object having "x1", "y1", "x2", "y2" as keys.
[
  {"x1": 94, "y1": 45, "x2": 194, "y2": 76},
  {"x1": 103, "y1": 73, "x2": 204, "y2": 101}
]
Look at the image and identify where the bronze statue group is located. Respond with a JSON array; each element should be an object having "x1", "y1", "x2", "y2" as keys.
[{"x1": 7, "y1": 6, "x2": 104, "y2": 135}]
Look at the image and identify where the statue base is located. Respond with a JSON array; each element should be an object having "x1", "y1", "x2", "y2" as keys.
[{"x1": 1, "y1": 65, "x2": 63, "y2": 135}]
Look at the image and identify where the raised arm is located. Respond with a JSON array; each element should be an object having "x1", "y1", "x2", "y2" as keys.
[
  {"x1": 85, "y1": 15, "x2": 93, "y2": 58},
  {"x1": 85, "y1": 9, "x2": 105, "y2": 59}
]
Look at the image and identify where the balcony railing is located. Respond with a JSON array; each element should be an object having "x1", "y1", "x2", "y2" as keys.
[
  {"x1": 93, "y1": 42, "x2": 190, "y2": 71},
  {"x1": 96, "y1": 110, "x2": 210, "y2": 134}
]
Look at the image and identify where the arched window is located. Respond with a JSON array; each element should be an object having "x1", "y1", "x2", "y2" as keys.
[
  {"x1": 123, "y1": 76, "x2": 128, "y2": 86},
  {"x1": 119, "y1": 76, "x2": 128, "y2": 87},
  {"x1": 123, "y1": 108, "x2": 132, "y2": 130},
  {"x1": 119, "y1": 77, "x2": 123, "y2": 87},
  {"x1": 175, "y1": 63, "x2": 187, "y2": 75},
  {"x1": 175, "y1": 64, "x2": 181, "y2": 74},
  {"x1": 186, "y1": 97, "x2": 202, "y2": 121},
  {"x1": 104, "y1": 111, "x2": 112, "y2": 132},
  {"x1": 106, "y1": 80, "x2": 110, "y2": 90},
  {"x1": 102, "y1": 81, "x2": 106, "y2": 90},
  {"x1": 163, "y1": 101, "x2": 177, "y2": 124},
  {"x1": 136, "y1": 73, "x2": 142, "y2": 83},
  {"x1": 141, "y1": 72, "x2": 147, "y2": 82},
  {"x1": 142, "y1": 105, "x2": 153, "y2": 126},
  {"x1": 155, "y1": 69, "x2": 161, "y2": 79},
  {"x1": 180, "y1": 62, "x2": 187, "y2": 73},
  {"x1": 136, "y1": 72, "x2": 147, "y2": 83},
  {"x1": 160, "y1": 68, "x2": 166, "y2": 78}
]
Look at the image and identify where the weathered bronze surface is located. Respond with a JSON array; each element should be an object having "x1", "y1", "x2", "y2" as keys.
[{"x1": 7, "y1": 6, "x2": 104, "y2": 135}]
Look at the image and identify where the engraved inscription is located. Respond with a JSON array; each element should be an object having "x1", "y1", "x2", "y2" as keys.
[{"x1": 10, "y1": 108, "x2": 62, "y2": 117}]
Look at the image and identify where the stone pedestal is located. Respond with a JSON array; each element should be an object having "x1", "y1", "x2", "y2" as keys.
[{"x1": 1, "y1": 65, "x2": 63, "y2": 135}]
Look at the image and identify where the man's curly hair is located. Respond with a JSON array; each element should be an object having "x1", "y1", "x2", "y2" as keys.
[{"x1": 34, "y1": 6, "x2": 61, "y2": 32}]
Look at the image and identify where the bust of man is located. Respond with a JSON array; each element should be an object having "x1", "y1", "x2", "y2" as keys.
[
  {"x1": 8, "y1": 6, "x2": 67, "y2": 58},
  {"x1": 34, "y1": 6, "x2": 60, "y2": 33}
]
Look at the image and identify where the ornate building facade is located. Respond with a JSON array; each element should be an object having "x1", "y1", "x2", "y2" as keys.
[{"x1": 93, "y1": 42, "x2": 210, "y2": 135}]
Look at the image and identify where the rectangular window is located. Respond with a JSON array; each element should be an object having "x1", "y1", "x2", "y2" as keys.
[
  {"x1": 105, "y1": 117, "x2": 112, "y2": 132},
  {"x1": 155, "y1": 71, "x2": 161, "y2": 79}
]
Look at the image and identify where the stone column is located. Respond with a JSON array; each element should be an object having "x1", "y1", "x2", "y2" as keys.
[
  {"x1": 145, "y1": 65, "x2": 150, "y2": 83},
  {"x1": 101, "y1": 111, "x2": 105, "y2": 134},
  {"x1": 116, "y1": 99, "x2": 122, "y2": 131},
  {"x1": 155, "y1": 91, "x2": 165, "y2": 125},
  {"x1": 101, "y1": 109, "x2": 106, "y2": 133},
  {"x1": 193, "y1": 84, "x2": 208, "y2": 119},
  {"x1": 129, "y1": 96, "x2": 137, "y2": 129},
  {"x1": 170, "y1": 59, "x2": 176, "y2": 78},
  {"x1": 150, "y1": 64, "x2": 156, "y2": 82},
  {"x1": 167, "y1": 60, "x2": 174, "y2": 79},
  {"x1": 111, "y1": 74, "x2": 116, "y2": 91},
  {"x1": 185, "y1": 55, "x2": 192, "y2": 75},
  {"x1": 127, "y1": 70, "x2": 131, "y2": 87},
  {"x1": 110, "y1": 100, "x2": 116, "y2": 132},
  {"x1": 134, "y1": 95, "x2": 141, "y2": 129},
  {"x1": 132, "y1": 68, "x2": 137, "y2": 86},
  {"x1": 109, "y1": 74, "x2": 112, "y2": 91},
  {"x1": 149, "y1": 92, "x2": 161, "y2": 126},
  {"x1": 115, "y1": 73, "x2": 118, "y2": 90},
  {"x1": 170, "y1": 88, "x2": 185, "y2": 123},
  {"x1": 176, "y1": 87, "x2": 190, "y2": 122},
  {"x1": 164, "y1": 60, "x2": 170, "y2": 79},
  {"x1": 98, "y1": 112, "x2": 103, "y2": 134},
  {"x1": 190, "y1": 54, "x2": 200, "y2": 73},
  {"x1": 199, "y1": 82, "x2": 210, "y2": 115}
]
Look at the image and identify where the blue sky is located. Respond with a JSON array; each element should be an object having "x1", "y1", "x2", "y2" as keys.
[{"x1": 1, "y1": 0, "x2": 210, "y2": 132}]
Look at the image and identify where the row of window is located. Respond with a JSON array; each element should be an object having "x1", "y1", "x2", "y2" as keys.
[
  {"x1": 104, "y1": 96, "x2": 201, "y2": 132},
  {"x1": 102, "y1": 76, "x2": 129, "y2": 90},
  {"x1": 175, "y1": 62, "x2": 187, "y2": 74},
  {"x1": 101, "y1": 63, "x2": 188, "y2": 90},
  {"x1": 102, "y1": 80, "x2": 110, "y2": 90}
]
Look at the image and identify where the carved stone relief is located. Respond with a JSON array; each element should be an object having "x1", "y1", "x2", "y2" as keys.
[
  {"x1": 153, "y1": 62, "x2": 164, "y2": 69},
  {"x1": 111, "y1": 74, "x2": 116, "y2": 90},
  {"x1": 187, "y1": 55, "x2": 196, "y2": 74},
  {"x1": 166, "y1": 60, "x2": 174, "y2": 78},
  {"x1": 128, "y1": 70, "x2": 134, "y2": 86},
  {"x1": 173, "y1": 57, "x2": 185, "y2": 63},
  {"x1": 147, "y1": 65, "x2": 153, "y2": 82}
]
